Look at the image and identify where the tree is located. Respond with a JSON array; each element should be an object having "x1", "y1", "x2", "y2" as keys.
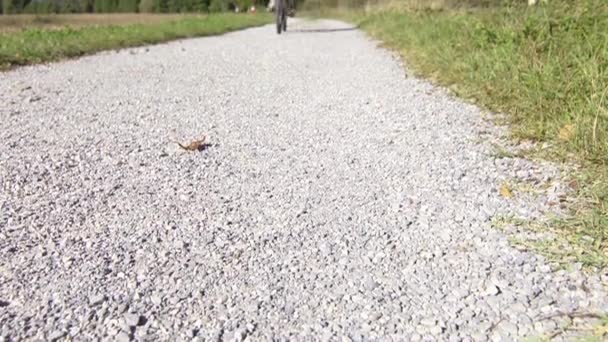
[
  {"x1": 117, "y1": 0, "x2": 138, "y2": 11},
  {"x1": 3, "y1": 0, "x2": 19, "y2": 13},
  {"x1": 138, "y1": 0, "x2": 154, "y2": 11},
  {"x1": 93, "y1": 0, "x2": 103, "y2": 11},
  {"x1": 100, "y1": 0, "x2": 117, "y2": 12},
  {"x1": 191, "y1": 0, "x2": 209, "y2": 12},
  {"x1": 154, "y1": 0, "x2": 167, "y2": 12},
  {"x1": 59, "y1": 0, "x2": 85, "y2": 12},
  {"x1": 234, "y1": 0, "x2": 251, "y2": 11},
  {"x1": 166, "y1": 0, "x2": 180, "y2": 12},
  {"x1": 81, "y1": 0, "x2": 94, "y2": 12},
  {"x1": 208, "y1": 0, "x2": 225, "y2": 12},
  {"x1": 25, "y1": 0, "x2": 55, "y2": 13}
]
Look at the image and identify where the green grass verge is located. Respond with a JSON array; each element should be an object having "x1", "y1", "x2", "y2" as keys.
[
  {"x1": 0, "y1": 13, "x2": 272, "y2": 70},
  {"x1": 318, "y1": 1, "x2": 607, "y2": 268}
]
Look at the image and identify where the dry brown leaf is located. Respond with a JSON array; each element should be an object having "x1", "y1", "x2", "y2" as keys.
[
  {"x1": 500, "y1": 183, "x2": 513, "y2": 199},
  {"x1": 568, "y1": 179, "x2": 579, "y2": 191},
  {"x1": 558, "y1": 123, "x2": 575, "y2": 142},
  {"x1": 172, "y1": 136, "x2": 207, "y2": 151}
]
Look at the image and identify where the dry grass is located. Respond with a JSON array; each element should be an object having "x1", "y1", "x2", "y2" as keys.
[{"x1": 0, "y1": 13, "x2": 205, "y2": 32}]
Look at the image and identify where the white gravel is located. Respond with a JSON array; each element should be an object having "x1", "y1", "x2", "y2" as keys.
[{"x1": 1, "y1": 19, "x2": 607, "y2": 341}]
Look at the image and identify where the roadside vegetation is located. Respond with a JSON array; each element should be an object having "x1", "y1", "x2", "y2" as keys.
[
  {"x1": 0, "y1": 13, "x2": 272, "y2": 69},
  {"x1": 0, "y1": 0, "x2": 278, "y2": 69},
  {"x1": 0, "y1": 13, "x2": 195, "y2": 32},
  {"x1": 307, "y1": 0, "x2": 607, "y2": 268},
  {"x1": 1, "y1": 0, "x2": 273, "y2": 14}
]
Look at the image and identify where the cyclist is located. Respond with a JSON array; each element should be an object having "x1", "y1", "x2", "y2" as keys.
[{"x1": 267, "y1": 0, "x2": 295, "y2": 16}]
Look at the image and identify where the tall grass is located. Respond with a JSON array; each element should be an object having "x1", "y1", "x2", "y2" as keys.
[{"x1": 360, "y1": 1, "x2": 608, "y2": 162}]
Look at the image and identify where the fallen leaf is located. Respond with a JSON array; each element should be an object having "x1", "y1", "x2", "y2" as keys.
[
  {"x1": 500, "y1": 183, "x2": 513, "y2": 199},
  {"x1": 568, "y1": 179, "x2": 579, "y2": 191},
  {"x1": 558, "y1": 123, "x2": 575, "y2": 141},
  {"x1": 172, "y1": 136, "x2": 208, "y2": 152}
]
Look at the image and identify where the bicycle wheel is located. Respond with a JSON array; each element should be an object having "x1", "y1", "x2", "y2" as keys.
[
  {"x1": 282, "y1": 7, "x2": 287, "y2": 32},
  {"x1": 275, "y1": 0, "x2": 283, "y2": 34}
]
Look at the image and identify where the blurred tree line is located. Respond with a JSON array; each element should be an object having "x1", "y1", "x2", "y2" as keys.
[
  {"x1": 301, "y1": 0, "x2": 537, "y2": 11},
  {"x1": 0, "y1": 0, "x2": 523, "y2": 16},
  {"x1": 0, "y1": 0, "x2": 272, "y2": 14}
]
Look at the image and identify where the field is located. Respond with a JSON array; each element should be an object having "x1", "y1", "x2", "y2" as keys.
[
  {"x1": 0, "y1": 13, "x2": 272, "y2": 69},
  {"x1": 333, "y1": 0, "x2": 608, "y2": 267},
  {"x1": 0, "y1": 13, "x2": 197, "y2": 32}
]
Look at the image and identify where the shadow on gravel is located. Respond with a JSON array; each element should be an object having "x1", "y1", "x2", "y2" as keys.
[{"x1": 289, "y1": 27, "x2": 358, "y2": 34}]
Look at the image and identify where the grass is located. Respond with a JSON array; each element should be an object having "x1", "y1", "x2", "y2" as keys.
[
  {"x1": 494, "y1": 213, "x2": 608, "y2": 269},
  {"x1": 313, "y1": 0, "x2": 607, "y2": 269},
  {"x1": 0, "y1": 13, "x2": 196, "y2": 32},
  {"x1": 523, "y1": 313, "x2": 608, "y2": 341},
  {"x1": 0, "y1": 13, "x2": 272, "y2": 70}
]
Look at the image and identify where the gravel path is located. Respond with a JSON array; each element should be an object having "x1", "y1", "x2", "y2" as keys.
[{"x1": 1, "y1": 19, "x2": 607, "y2": 341}]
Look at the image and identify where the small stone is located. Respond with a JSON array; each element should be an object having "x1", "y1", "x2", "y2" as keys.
[
  {"x1": 484, "y1": 285, "x2": 501, "y2": 296},
  {"x1": 284, "y1": 303, "x2": 295, "y2": 316},
  {"x1": 225, "y1": 328, "x2": 246, "y2": 342},
  {"x1": 490, "y1": 329, "x2": 509, "y2": 342},
  {"x1": 48, "y1": 330, "x2": 66, "y2": 341},
  {"x1": 496, "y1": 321, "x2": 518, "y2": 336},
  {"x1": 69, "y1": 326, "x2": 80, "y2": 337},
  {"x1": 517, "y1": 314, "x2": 533, "y2": 326},
  {"x1": 187, "y1": 328, "x2": 199, "y2": 338},
  {"x1": 534, "y1": 320, "x2": 558, "y2": 334},
  {"x1": 516, "y1": 170, "x2": 530, "y2": 179},
  {"x1": 124, "y1": 313, "x2": 146, "y2": 327},
  {"x1": 151, "y1": 295, "x2": 162, "y2": 306},
  {"x1": 490, "y1": 276, "x2": 509, "y2": 289},
  {"x1": 410, "y1": 333, "x2": 422, "y2": 342},
  {"x1": 369, "y1": 312, "x2": 382, "y2": 321},
  {"x1": 116, "y1": 331, "x2": 131, "y2": 342},
  {"x1": 116, "y1": 303, "x2": 129, "y2": 313},
  {"x1": 420, "y1": 318, "x2": 437, "y2": 326},
  {"x1": 453, "y1": 289, "x2": 470, "y2": 300},
  {"x1": 540, "y1": 305, "x2": 555, "y2": 314},
  {"x1": 471, "y1": 332, "x2": 489, "y2": 341},
  {"x1": 365, "y1": 278, "x2": 378, "y2": 290},
  {"x1": 429, "y1": 325, "x2": 444, "y2": 335},
  {"x1": 486, "y1": 296, "x2": 501, "y2": 313},
  {"x1": 89, "y1": 294, "x2": 106, "y2": 306},
  {"x1": 538, "y1": 264, "x2": 551, "y2": 273}
]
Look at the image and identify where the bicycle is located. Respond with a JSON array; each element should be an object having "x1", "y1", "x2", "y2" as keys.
[{"x1": 275, "y1": 0, "x2": 287, "y2": 34}]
